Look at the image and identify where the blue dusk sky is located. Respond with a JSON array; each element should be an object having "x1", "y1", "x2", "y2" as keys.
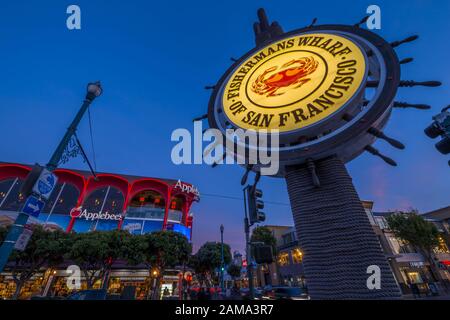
[{"x1": 0, "y1": 0, "x2": 449, "y2": 253}]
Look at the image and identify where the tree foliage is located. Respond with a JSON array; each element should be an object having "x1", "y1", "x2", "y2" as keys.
[
  {"x1": 227, "y1": 264, "x2": 242, "y2": 280},
  {"x1": 0, "y1": 226, "x2": 8, "y2": 243},
  {"x1": 386, "y1": 211, "x2": 448, "y2": 289},
  {"x1": 191, "y1": 241, "x2": 232, "y2": 284},
  {"x1": 386, "y1": 212, "x2": 440, "y2": 253},
  {"x1": 146, "y1": 230, "x2": 192, "y2": 271},
  {"x1": 250, "y1": 226, "x2": 277, "y2": 253},
  {"x1": 8, "y1": 225, "x2": 69, "y2": 299},
  {"x1": 65, "y1": 230, "x2": 132, "y2": 288}
]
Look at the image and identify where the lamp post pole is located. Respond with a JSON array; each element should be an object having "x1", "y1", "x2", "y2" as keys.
[
  {"x1": 220, "y1": 224, "x2": 225, "y2": 294},
  {"x1": 0, "y1": 82, "x2": 103, "y2": 273},
  {"x1": 243, "y1": 186, "x2": 254, "y2": 300}
]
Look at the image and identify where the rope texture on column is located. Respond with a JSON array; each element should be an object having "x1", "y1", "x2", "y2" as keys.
[{"x1": 285, "y1": 157, "x2": 401, "y2": 299}]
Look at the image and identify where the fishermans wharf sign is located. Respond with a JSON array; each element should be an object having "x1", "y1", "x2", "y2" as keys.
[{"x1": 221, "y1": 33, "x2": 367, "y2": 133}]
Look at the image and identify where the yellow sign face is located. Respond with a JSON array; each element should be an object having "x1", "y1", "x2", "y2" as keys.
[{"x1": 221, "y1": 33, "x2": 367, "y2": 132}]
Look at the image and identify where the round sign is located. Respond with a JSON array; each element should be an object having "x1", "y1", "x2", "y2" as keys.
[
  {"x1": 220, "y1": 33, "x2": 367, "y2": 133},
  {"x1": 38, "y1": 172, "x2": 56, "y2": 195},
  {"x1": 208, "y1": 25, "x2": 400, "y2": 175}
]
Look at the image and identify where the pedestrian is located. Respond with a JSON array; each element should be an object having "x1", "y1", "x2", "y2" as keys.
[
  {"x1": 163, "y1": 287, "x2": 170, "y2": 297},
  {"x1": 197, "y1": 287, "x2": 206, "y2": 300},
  {"x1": 411, "y1": 282, "x2": 421, "y2": 299},
  {"x1": 226, "y1": 287, "x2": 231, "y2": 299}
]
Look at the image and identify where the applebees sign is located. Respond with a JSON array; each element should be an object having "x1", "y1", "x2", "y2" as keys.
[
  {"x1": 69, "y1": 206, "x2": 123, "y2": 221},
  {"x1": 174, "y1": 180, "x2": 200, "y2": 200}
]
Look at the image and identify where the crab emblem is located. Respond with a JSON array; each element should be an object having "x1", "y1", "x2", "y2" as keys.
[{"x1": 251, "y1": 57, "x2": 319, "y2": 97}]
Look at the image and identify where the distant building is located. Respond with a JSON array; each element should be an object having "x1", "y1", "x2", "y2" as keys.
[
  {"x1": 273, "y1": 226, "x2": 305, "y2": 287},
  {"x1": 370, "y1": 205, "x2": 450, "y2": 295},
  {"x1": 255, "y1": 202, "x2": 450, "y2": 295},
  {"x1": 232, "y1": 251, "x2": 243, "y2": 267},
  {"x1": 254, "y1": 225, "x2": 305, "y2": 288}
]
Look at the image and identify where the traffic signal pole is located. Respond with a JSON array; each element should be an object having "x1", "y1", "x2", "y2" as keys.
[
  {"x1": 0, "y1": 82, "x2": 102, "y2": 273},
  {"x1": 243, "y1": 186, "x2": 254, "y2": 300}
]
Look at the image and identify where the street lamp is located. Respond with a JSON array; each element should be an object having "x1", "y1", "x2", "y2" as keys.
[
  {"x1": 220, "y1": 224, "x2": 225, "y2": 294},
  {"x1": 0, "y1": 82, "x2": 103, "y2": 272},
  {"x1": 87, "y1": 81, "x2": 103, "y2": 100},
  {"x1": 150, "y1": 268, "x2": 160, "y2": 300}
]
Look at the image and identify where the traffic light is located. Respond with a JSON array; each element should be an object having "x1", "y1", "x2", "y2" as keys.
[
  {"x1": 246, "y1": 186, "x2": 265, "y2": 225},
  {"x1": 253, "y1": 245, "x2": 274, "y2": 264},
  {"x1": 424, "y1": 106, "x2": 450, "y2": 164}
]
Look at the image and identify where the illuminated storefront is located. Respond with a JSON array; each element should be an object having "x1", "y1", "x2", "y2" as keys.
[
  {"x1": 0, "y1": 163, "x2": 198, "y2": 239},
  {"x1": 0, "y1": 162, "x2": 199, "y2": 299}
]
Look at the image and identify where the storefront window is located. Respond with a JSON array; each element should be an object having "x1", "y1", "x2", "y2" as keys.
[
  {"x1": 42, "y1": 183, "x2": 80, "y2": 215},
  {"x1": 434, "y1": 236, "x2": 450, "y2": 254},
  {"x1": 168, "y1": 195, "x2": 184, "y2": 223},
  {"x1": 81, "y1": 186, "x2": 125, "y2": 231},
  {"x1": 0, "y1": 178, "x2": 26, "y2": 212},
  {"x1": 386, "y1": 234, "x2": 401, "y2": 254},
  {"x1": 102, "y1": 188, "x2": 125, "y2": 215},
  {"x1": 0, "y1": 179, "x2": 15, "y2": 206},
  {"x1": 126, "y1": 190, "x2": 165, "y2": 220},
  {"x1": 407, "y1": 271, "x2": 423, "y2": 284},
  {"x1": 277, "y1": 252, "x2": 289, "y2": 267},
  {"x1": 83, "y1": 187, "x2": 110, "y2": 213},
  {"x1": 291, "y1": 248, "x2": 303, "y2": 264}
]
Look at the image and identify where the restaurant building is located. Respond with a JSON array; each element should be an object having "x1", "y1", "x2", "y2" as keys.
[{"x1": 0, "y1": 162, "x2": 199, "y2": 299}]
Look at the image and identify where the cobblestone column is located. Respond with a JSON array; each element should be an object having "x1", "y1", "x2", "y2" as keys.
[{"x1": 285, "y1": 157, "x2": 401, "y2": 299}]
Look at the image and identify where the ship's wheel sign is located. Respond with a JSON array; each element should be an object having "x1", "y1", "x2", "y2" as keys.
[
  {"x1": 221, "y1": 33, "x2": 367, "y2": 134},
  {"x1": 206, "y1": 19, "x2": 441, "y2": 176}
]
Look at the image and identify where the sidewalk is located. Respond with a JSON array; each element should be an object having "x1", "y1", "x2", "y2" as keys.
[{"x1": 403, "y1": 293, "x2": 450, "y2": 300}]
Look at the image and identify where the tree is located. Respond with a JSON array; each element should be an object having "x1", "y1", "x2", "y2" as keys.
[
  {"x1": 145, "y1": 231, "x2": 192, "y2": 299},
  {"x1": 250, "y1": 226, "x2": 277, "y2": 254},
  {"x1": 227, "y1": 264, "x2": 242, "y2": 286},
  {"x1": 0, "y1": 226, "x2": 9, "y2": 243},
  {"x1": 147, "y1": 231, "x2": 192, "y2": 270},
  {"x1": 192, "y1": 242, "x2": 232, "y2": 286},
  {"x1": 250, "y1": 226, "x2": 278, "y2": 287},
  {"x1": 122, "y1": 233, "x2": 148, "y2": 266},
  {"x1": 65, "y1": 230, "x2": 131, "y2": 289},
  {"x1": 7, "y1": 225, "x2": 69, "y2": 299},
  {"x1": 386, "y1": 211, "x2": 448, "y2": 291}
]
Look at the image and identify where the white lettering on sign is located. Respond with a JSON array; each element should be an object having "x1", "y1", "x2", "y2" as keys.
[
  {"x1": 70, "y1": 206, "x2": 122, "y2": 221},
  {"x1": 174, "y1": 179, "x2": 200, "y2": 198}
]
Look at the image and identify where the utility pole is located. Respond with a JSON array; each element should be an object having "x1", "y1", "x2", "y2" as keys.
[
  {"x1": 243, "y1": 186, "x2": 254, "y2": 300},
  {"x1": 0, "y1": 82, "x2": 103, "y2": 272},
  {"x1": 220, "y1": 224, "x2": 225, "y2": 294}
]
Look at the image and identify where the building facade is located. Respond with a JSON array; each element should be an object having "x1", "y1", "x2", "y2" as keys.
[
  {"x1": 273, "y1": 226, "x2": 305, "y2": 287},
  {"x1": 254, "y1": 225, "x2": 305, "y2": 288},
  {"x1": 0, "y1": 162, "x2": 199, "y2": 299},
  {"x1": 0, "y1": 163, "x2": 198, "y2": 237},
  {"x1": 370, "y1": 207, "x2": 450, "y2": 295}
]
